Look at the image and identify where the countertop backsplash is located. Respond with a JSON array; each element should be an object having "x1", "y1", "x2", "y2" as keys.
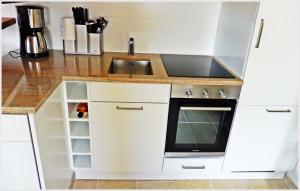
[{"x1": 1, "y1": 2, "x2": 221, "y2": 56}]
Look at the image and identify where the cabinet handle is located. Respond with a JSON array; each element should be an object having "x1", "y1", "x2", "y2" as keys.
[
  {"x1": 255, "y1": 19, "x2": 264, "y2": 48},
  {"x1": 266, "y1": 109, "x2": 291, "y2": 113},
  {"x1": 116, "y1": 106, "x2": 143, "y2": 110},
  {"x1": 182, "y1": 165, "x2": 205, "y2": 170}
]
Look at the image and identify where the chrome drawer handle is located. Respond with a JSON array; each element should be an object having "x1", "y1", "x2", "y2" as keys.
[
  {"x1": 182, "y1": 165, "x2": 205, "y2": 170},
  {"x1": 116, "y1": 106, "x2": 143, "y2": 110},
  {"x1": 266, "y1": 109, "x2": 291, "y2": 113},
  {"x1": 255, "y1": 19, "x2": 264, "y2": 48}
]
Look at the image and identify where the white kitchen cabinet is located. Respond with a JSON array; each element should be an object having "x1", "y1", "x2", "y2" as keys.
[
  {"x1": 224, "y1": 106, "x2": 298, "y2": 171},
  {"x1": 1, "y1": 115, "x2": 31, "y2": 142},
  {"x1": 0, "y1": 142, "x2": 40, "y2": 190},
  {"x1": 33, "y1": 83, "x2": 73, "y2": 189},
  {"x1": 224, "y1": 2, "x2": 299, "y2": 173},
  {"x1": 90, "y1": 102, "x2": 169, "y2": 173},
  {"x1": 239, "y1": 2, "x2": 299, "y2": 106},
  {"x1": 0, "y1": 114, "x2": 40, "y2": 190}
]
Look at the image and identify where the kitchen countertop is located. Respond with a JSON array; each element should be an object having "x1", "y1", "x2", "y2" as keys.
[{"x1": 2, "y1": 50, "x2": 243, "y2": 114}]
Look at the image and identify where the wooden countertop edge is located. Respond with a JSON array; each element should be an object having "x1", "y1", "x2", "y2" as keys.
[
  {"x1": 2, "y1": 77, "x2": 243, "y2": 114},
  {"x1": 2, "y1": 107, "x2": 36, "y2": 114},
  {"x1": 2, "y1": 80, "x2": 62, "y2": 115},
  {"x1": 63, "y1": 76, "x2": 243, "y2": 86},
  {"x1": 2, "y1": 17, "x2": 16, "y2": 30}
]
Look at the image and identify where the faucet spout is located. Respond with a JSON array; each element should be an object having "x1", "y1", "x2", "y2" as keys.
[{"x1": 128, "y1": 37, "x2": 135, "y2": 56}]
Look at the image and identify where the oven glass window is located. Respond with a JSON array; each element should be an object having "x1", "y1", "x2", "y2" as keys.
[{"x1": 176, "y1": 109, "x2": 222, "y2": 145}]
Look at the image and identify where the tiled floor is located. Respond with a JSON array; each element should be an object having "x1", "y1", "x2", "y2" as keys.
[{"x1": 73, "y1": 178, "x2": 297, "y2": 189}]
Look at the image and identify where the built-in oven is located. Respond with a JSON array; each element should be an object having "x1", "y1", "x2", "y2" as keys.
[{"x1": 165, "y1": 84, "x2": 241, "y2": 157}]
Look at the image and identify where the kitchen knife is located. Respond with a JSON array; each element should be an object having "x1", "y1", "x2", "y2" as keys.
[
  {"x1": 84, "y1": 8, "x2": 89, "y2": 24},
  {"x1": 78, "y1": 7, "x2": 83, "y2": 24},
  {"x1": 72, "y1": 7, "x2": 78, "y2": 24}
]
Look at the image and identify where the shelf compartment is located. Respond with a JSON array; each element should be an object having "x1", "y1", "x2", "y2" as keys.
[
  {"x1": 66, "y1": 82, "x2": 88, "y2": 101},
  {"x1": 71, "y1": 139, "x2": 91, "y2": 154},
  {"x1": 73, "y1": 155, "x2": 91, "y2": 168},
  {"x1": 70, "y1": 121, "x2": 89, "y2": 137},
  {"x1": 68, "y1": 102, "x2": 89, "y2": 120}
]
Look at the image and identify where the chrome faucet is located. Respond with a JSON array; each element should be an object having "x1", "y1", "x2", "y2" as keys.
[{"x1": 128, "y1": 37, "x2": 135, "y2": 56}]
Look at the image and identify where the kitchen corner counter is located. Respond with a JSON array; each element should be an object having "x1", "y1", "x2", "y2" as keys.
[{"x1": 2, "y1": 50, "x2": 243, "y2": 114}]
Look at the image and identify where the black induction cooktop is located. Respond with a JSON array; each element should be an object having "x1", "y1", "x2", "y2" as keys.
[{"x1": 160, "y1": 54, "x2": 235, "y2": 78}]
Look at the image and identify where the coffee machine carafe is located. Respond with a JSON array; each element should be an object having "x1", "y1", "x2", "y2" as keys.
[{"x1": 16, "y1": 6, "x2": 48, "y2": 58}]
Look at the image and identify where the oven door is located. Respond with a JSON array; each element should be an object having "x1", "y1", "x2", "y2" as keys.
[{"x1": 165, "y1": 98, "x2": 237, "y2": 157}]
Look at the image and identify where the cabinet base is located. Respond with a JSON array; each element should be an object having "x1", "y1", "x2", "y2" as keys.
[{"x1": 74, "y1": 169, "x2": 285, "y2": 180}]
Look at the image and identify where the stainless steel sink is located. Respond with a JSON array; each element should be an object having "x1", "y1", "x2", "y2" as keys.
[{"x1": 108, "y1": 59, "x2": 153, "y2": 75}]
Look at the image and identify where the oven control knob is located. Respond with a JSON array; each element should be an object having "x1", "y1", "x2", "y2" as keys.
[
  {"x1": 185, "y1": 89, "x2": 193, "y2": 98},
  {"x1": 202, "y1": 89, "x2": 209, "y2": 98},
  {"x1": 219, "y1": 89, "x2": 226, "y2": 98}
]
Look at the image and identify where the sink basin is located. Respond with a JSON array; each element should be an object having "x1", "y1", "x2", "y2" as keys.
[{"x1": 108, "y1": 58, "x2": 153, "y2": 75}]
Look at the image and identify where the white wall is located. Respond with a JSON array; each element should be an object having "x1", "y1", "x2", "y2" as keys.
[
  {"x1": 1, "y1": 2, "x2": 221, "y2": 55},
  {"x1": 1, "y1": 3, "x2": 22, "y2": 55},
  {"x1": 213, "y1": 2, "x2": 258, "y2": 79},
  {"x1": 288, "y1": 161, "x2": 298, "y2": 187}
]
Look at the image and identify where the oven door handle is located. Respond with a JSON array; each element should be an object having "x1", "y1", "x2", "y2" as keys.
[{"x1": 180, "y1": 107, "x2": 232, "y2": 111}]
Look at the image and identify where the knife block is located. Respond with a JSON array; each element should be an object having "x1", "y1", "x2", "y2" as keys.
[{"x1": 63, "y1": 24, "x2": 104, "y2": 55}]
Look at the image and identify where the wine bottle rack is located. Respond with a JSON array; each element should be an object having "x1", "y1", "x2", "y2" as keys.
[{"x1": 64, "y1": 81, "x2": 92, "y2": 169}]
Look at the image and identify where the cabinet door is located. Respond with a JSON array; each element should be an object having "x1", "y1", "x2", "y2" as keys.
[
  {"x1": 0, "y1": 142, "x2": 40, "y2": 190},
  {"x1": 223, "y1": 106, "x2": 298, "y2": 171},
  {"x1": 239, "y1": 2, "x2": 299, "y2": 105},
  {"x1": 1, "y1": 115, "x2": 31, "y2": 142},
  {"x1": 90, "y1": 102, "x2": 169, "y2": 173}
]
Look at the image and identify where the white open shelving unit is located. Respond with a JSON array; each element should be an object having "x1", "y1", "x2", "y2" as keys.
[{"x1": 64, "y1": 81, "x2": 92, "y2": 169}]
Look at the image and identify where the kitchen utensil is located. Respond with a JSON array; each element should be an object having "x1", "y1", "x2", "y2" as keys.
[
  {"x1": 72, "y1": 7, "x2": 77, "y2": 24},
  {"x1": 96, "y1": 17, "x2": 108, "y2": 33},
  {"x1": 72, "y1": 7, "x2": 88, "y2": 25},
  {"x1": 79, "y1": 7, "x2": 84, "y2": 24},
  {"x1": 65, "y1": 7, "x2": 106, "y2": 55},
  {"x1": 84, "y1": 8, "x2": 89, "y2": 23},
  {"x1": 86, "y1": 19, "x2": 97, "y2": 33}
]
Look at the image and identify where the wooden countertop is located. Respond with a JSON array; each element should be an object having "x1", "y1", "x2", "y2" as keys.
[
  {"x1": 2, "y1": 50, "x2": 243, "y2": 114},
  {"x1": 2, "y1": 17, "x2": 16, "y2": 29}
]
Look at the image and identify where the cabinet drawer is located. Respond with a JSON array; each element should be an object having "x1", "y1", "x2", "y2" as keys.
[
  {"x1": 89, "y1": 82, "x2": 170, "y2": 103},
  {"x1": 1, "y1": 114, "x2": 31, "y2": 142},
  {"x1": 163, "y1": 157, "x2": 223, "y2": 173}
]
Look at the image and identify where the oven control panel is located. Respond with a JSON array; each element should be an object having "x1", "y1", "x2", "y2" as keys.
[{"x1": 171, "y1": 84, "x2": 241, "y2": 99}]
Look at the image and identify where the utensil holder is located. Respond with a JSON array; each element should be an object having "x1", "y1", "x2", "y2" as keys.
[
  {"x1": 88, "y1": 33, "x2": 103, "y2": 55},
  {"x1": 63, "y1": 25, "x2": 104, "y2": 55},
  {"x1": 63, "y1": 40, "x2": 76, "y2": 53},
  {"x1": 75, "y1": 25, "x2": 88, "y2": 53}
]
